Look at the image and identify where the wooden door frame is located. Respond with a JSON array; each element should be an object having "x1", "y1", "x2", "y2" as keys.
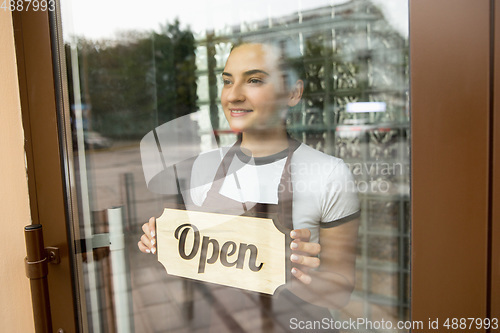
[
  {"x1": 12, "y1": 8, "x2": 79, "y2": 333},
  {"x1": 492, "y1": 0, "x2": 500, "y2": 324},
  {"x1": 12, "y1": 1, "x2": 499, "y2": 332},
  {"x1": 410, "y1": 0, "x2": 497, "y2": 329}
]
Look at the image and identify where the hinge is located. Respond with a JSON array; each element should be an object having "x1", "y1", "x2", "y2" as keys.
[{"x1": 45, "y1": 246, "x2": 60, "y2": 264}]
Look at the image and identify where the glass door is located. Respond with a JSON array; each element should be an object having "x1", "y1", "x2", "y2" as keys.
[{"x1": 58, "y1": 0, "x2": 410, "y2": 331}]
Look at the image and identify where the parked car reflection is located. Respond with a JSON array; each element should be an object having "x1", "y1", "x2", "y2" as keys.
[{"x1": 83, "y1": 131, "x2": 112, "y2": 149}]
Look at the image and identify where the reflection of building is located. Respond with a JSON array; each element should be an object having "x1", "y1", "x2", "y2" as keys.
[
  {"x1": 196, "y1": 0, "x2": 410, "y2": 323},
  {"x1": 196, "y1": 0, "x2": 408, "y2": 145}
]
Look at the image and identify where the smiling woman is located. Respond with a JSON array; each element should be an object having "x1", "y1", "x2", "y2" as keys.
[
  {"x1": 56, "y1": 0, "x2": 411, "y2": 331},
  {"x1": 138, "y1": 38, "x2": 361, "y2": 331}
]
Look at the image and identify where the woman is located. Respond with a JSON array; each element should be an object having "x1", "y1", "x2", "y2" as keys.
[{"x1": 138, "y1": 41, "x2": 360, "y2": 330}]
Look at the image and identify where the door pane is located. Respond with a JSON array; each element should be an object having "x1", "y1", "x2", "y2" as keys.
[{"x1": 60, "y1": 0, "x2": 410, "y2": 331}]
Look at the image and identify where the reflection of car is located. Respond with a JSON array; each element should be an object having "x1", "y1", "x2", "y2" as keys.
[{"x1": 83, "y1": 131, "x2": 112, "y2": 149}]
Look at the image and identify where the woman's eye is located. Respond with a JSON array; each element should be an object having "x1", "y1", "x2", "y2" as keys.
[
  {"x1": 222, "y1": 79, "x2": 232, "y2": 85},
  {"x1": 248, "y1": 78, "x2": 263, "y2": 84}
]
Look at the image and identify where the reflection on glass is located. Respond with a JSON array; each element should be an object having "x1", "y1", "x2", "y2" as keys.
[{"x1": 61, "y1": 0, "x2": 409, "y2": 331}]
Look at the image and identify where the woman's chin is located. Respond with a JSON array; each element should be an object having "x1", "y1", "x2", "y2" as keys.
[{"x1": 227, "y1": 120, "x2": 250, "y2": 133}]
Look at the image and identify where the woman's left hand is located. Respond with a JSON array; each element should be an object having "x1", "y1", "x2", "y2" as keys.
[{"x1": 290, "y1": 228, "x2": 321, "y2": 285}]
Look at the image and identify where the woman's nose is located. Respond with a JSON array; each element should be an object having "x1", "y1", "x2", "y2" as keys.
[{"x1": 225, "y1": 83, "x2": 245, "y2": 103}]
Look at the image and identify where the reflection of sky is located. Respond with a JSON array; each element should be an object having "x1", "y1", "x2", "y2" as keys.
[{"x1": 61, "y1": 0, "x2": 408, "y2": 41}]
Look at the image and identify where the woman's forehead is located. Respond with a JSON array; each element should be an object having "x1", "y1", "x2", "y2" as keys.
[{"x1": 224, "y1": 43, "x2": 281, "y2": 73}]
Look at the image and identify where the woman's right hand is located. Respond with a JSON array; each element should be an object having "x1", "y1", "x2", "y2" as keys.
[{"x1": 137, "y1": 217, "x2": 156, "y2": 254}]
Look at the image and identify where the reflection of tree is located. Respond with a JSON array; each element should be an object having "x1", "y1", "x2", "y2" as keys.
[
  {"x1": 68, "y1": 20, "x2": 197, "y2": 139},
  {"x1": 153, "y1": 20, "x2": 197, "y2": 125}
]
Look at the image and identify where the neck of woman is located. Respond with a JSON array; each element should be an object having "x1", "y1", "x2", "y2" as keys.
[{"x1": 240, "y1": 126, "x2": 289, "y2": 157}]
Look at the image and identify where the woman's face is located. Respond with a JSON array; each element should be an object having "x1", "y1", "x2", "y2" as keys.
[{"x1": 221, "y1": 43, "x2": 300, "y2": 133}]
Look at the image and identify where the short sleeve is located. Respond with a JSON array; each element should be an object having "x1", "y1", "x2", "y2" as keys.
[{"x1": 320, "y1": 160, "x2": 360, "y2": 228}]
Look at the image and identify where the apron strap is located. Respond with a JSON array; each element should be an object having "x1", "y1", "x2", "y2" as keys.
[{"x1": 206, "y1": 136, "x2": 242, "y2": 195}]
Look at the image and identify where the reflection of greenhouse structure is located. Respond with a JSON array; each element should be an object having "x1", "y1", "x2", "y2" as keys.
[{"x1": 196, "y1": 0, "x2": 410, "y2": 323}]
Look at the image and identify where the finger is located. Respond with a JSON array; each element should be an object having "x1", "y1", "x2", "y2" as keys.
[
  {"x1": 148, "y1": 217, "x2": 156, "y2": 238},
  {"x1": 290, "y1": 228, "x2": 311, "y2": 242},
  {"x1": 290, "y1": 253, "x2": 320, "y2": 269},
  {"x1": 140, "y1": 234, "x2": 156, "y2": 254},
  {"x1": 291, "y1": 267, "x2": 312, "y2": 285},
  {"x1": 140, "y1": 234, "x2": 153, "y2": 248},
  {"x1": 290, "y1": 241, "x2": 321, "y2": 256},
  {"x1": 142, "y1": 222, "x2": 152, "y2": 241},
  {"x1": 137, "y1": 241, "x2": 152, "y2": 254}
]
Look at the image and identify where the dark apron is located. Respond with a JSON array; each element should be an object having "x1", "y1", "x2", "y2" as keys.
[{"x1": 178, "y1": 137, "x2": 337, "y2": 333}]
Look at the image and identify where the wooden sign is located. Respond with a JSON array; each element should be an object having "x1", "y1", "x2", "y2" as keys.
[{"x1": 156, "y1": 208, "x2": 290, "y2": 295}]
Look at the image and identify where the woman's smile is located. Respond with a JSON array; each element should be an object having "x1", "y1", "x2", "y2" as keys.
[{"x1": 229, "y1": 108, "x2": 254, "y2": 117}]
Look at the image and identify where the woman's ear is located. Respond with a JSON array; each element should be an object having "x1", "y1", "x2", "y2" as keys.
[{"x1": 287, "y1": 80, "x2": 304, "y2": 107}]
